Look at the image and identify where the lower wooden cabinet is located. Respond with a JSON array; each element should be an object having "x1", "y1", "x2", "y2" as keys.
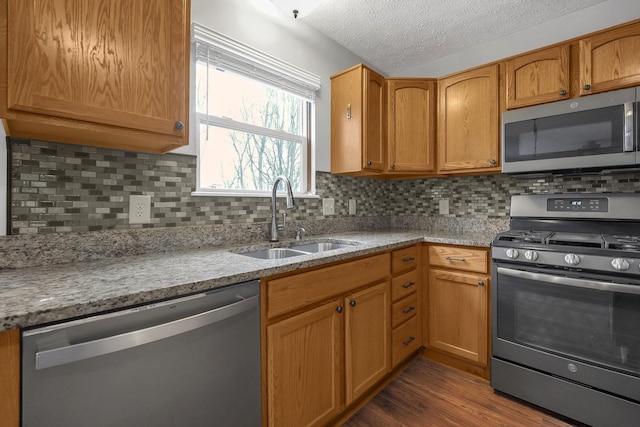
[
  {"x1": 428, "y1": 269, "x2": 489, "y2": 366},
  {"x1": 0, "y1": 328, "x2": 20, "y2": 427},
  {"x1": 267, "y1": 300, "x2": 344, "y2": 427},
  {"x1": 264, "y1": 253, "x2": 392, "y2": 427}
]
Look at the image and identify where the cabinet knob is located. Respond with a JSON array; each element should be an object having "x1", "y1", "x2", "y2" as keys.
[
  {"x1": 583, "y1": 84, "x2": 591, "y2": 91},
  {"x1": 367, "y1": 160, "x2": 372, "y2": 166},
  {"x1": 336, "y1": 306, "x2": 343, "y2": 313},
  {"x1": 560, "y1": 89, "x2": 567, "y2": 96},
  {"x1": 478, "y1": 280, "x2": 485, "y2": 287},
  {"x1": 390, "y1": 163, "x2": 396, "y2": 169},
  {"x1": 175, "y1": 121, "x2": 185, "y2": 130},
  {"x1": 349, "y1": 300, "x2": 356, "y2": 307},
  {"x1": 489, "y1": 159, "x2": 496, "y2": 165}
]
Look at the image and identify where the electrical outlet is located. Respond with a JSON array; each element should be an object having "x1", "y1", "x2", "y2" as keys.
[
  {"x1": 439, "y1": 199, "x2": 449, "y2": 215},
  {"x1": 322, "y1": 198, "x2": 335, "y2": 216},
  {"x1": 348, "y1": 199, "x2": 357, "y2": 215},
  {"x1": 129, "y1": 195, "x2": 151, "y2": 224}
]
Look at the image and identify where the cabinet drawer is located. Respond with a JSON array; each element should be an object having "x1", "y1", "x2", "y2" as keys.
[
  {"x1": 392, "y1": 316, "x2": 420, "y2": 366},
  {"x1": 391, "y1": 269, "x2": 418, "y2": 302},
  {"x1": 267, "y1": 253, "x2": 390, "y2": 319},
  {"x1": 391, "y1": 293, "x2": 418, "y2": 329},
  {"x1": 391, "y1": 246, "x2": 418, "y2": 274},
  {"x1": 428, "y1": 245, "x2": 488, "y2": 273}
]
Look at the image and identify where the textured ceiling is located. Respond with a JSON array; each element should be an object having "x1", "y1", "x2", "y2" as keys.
[{"x1": 301, "y1": 0, "x2": 606, "y2": 75}]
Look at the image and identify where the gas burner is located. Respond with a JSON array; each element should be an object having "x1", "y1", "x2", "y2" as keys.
[
  {"x1": 495, "y1": 230, "x2": 551, "y2": 245},
  {"x1": 546, "y1": 232, "x2": 605, "y2": 248},
  {"x1": 604, "y1": 235, "x2": 640, "y2": 252}
]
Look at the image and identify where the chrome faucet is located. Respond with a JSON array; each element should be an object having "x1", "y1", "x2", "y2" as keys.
[{"x1": 270, "y1": 176, "x2": 297, "y2": 242}]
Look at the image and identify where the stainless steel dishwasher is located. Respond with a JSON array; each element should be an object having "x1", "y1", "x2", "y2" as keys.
[{"x1": 22, "y1": 280, "x2": 261, "y2": 427}]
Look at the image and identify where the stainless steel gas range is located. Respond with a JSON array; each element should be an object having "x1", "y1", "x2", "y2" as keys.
[{"x1": 491, "y1": 193, "x2": 640, "y2": 427}]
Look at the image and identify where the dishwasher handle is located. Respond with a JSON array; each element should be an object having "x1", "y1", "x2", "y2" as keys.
[{"x1": 35, "y1": 293, "x2": 259, "y2": 370}]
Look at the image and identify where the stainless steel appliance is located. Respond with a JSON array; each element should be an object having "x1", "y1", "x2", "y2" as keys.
[
  {"x1": 491, "y1": 193, "x2": 640, "y2": 426},
  {"x1": 22, "y1": 280, "x2": 261, "y2": 427},
  {"x1": 502, "y1": 87, "x2": 639, "y2": 175}
]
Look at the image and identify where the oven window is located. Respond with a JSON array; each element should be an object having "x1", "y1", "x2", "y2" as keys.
[
  {"x1": 496, "y1": 271, "x2": 640, "y2": 376},
  {"x1": 504, "y1": 105, "x2": 625, "y2": 162}
]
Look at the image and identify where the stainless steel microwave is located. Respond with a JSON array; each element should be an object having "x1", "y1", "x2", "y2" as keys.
[{"x1": 502, "y1": 87, "x2": 638, "y2": 175}]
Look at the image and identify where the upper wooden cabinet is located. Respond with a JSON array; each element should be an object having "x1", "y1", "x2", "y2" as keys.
[
  {"x1": 331, "y1": 64, "x2": 386, "y2": 175},
  {"x1": 386, "y1": 79, "x2": 436, "y2": 173},
  {"x1": 579, "y1": 22, "x2": 640, "y2": 96},
  {"x1": 0, "y1": 0, "x2": 190, "y2": 153},
  {"x1": 505, "y1": 45, "x2": 571, "y2": 109},
  {"x1": 437, "y1": 64, "x2": 500, "y2": 174}
]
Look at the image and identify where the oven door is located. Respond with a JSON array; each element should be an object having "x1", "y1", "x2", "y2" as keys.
[{"x1": 492, "y1": 263, "x2": 640, "y2": 401}]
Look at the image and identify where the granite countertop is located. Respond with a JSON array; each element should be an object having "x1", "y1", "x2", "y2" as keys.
[{"x1": 0, "y1": 230, "x2": 494, "y2": 332}]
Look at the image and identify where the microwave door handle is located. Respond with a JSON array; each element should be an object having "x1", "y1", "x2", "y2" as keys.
[
  {"x1": 497, "y1": 267, "x2": 640, "y2": 295},
  {"x1": 623, "y1": 102, "x2": 634, "y2": 152}
]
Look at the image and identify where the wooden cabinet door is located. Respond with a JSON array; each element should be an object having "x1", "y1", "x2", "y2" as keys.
[
  {"x1": 428, "y1": 269, "x2": 488, "y2": 366},
  {"x1": 505, "y1": 45, "x2": 570, "y2": 109},
  {"x1": 2, "y1": 0, "x2": 188, "y2": 152},
  {"x1": 437, "y1": 64, "x2": 500, "y2": 174},
  {"x1": 267, "y1": 300, "x2": 344, "y2": 427},
  {"x1": 579, "y1": 23, "x2": 640, "y2": 95},
  {"x1": 0, "y1": 329, "x2": 20, "y2": 427},
  {"x1": 387, "y1": 79, "x2": 436, "y2": 173},
  {"x1": 345, "y1": 281, "x2": 390, "y2": 405},
  {"x1": 362, "y1": 67, "x2": 385, "y2": 172}
]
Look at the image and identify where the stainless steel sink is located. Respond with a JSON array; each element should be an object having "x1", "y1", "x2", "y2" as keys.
[
  {"x1": 240, "y1": 248, "x2": 309, "y2": 260},
  {"x1": 289, "y1": 242, "x2": 352, "y2": 253},
  {"x1": 232, "y1": 239, "x2": 359, "y2": 260}
]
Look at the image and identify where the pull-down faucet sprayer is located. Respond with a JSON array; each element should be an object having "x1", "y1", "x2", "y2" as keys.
[{"x1": 269, "y1": 176, "x2": 297, "y2": 242}]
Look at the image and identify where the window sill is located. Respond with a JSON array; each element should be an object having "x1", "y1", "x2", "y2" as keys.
[{"x1": 191, "y1": 190, "x2": 319, "y2": 199}]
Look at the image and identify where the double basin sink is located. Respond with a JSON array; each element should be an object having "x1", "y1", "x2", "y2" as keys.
[{"x1": 231, "y1": 240, "x2": 360, "y2": 260}]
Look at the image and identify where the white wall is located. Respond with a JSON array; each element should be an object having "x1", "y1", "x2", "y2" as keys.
[
  {"x1": 400, "y1": 0, "x2": 640, "y2": 77},
  {"x1": 173, "y1": 0, "x2": 369, "y2": 172}
]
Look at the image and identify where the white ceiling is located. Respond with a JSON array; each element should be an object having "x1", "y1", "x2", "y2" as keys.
[{"x1": 300, "y1": 0, "x2": 606, "y2": 75}]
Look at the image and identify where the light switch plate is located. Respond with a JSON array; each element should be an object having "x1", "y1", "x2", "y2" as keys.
[
  {"x1": 439, "y1": 199, "x2": 449, "y2": 215},
  {"x1": 322, "y1": 198, "x2": 335, "y2": 216},
  {"x1": 129, "y1": 195, "x2": 151, "y2": 224},
  {"x1": 348, "y1": 199, "x2": 356, "y2": 215}
]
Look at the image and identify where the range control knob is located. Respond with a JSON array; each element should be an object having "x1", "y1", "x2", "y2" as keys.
[
  {"x1": 505, "y1": 249, "x2": 519, "y2": 259},
  {"x1": 611, "y1": 258, "x2": 630, "y2": 271},
  {"x1": 564, "y1": 253, "x2": 580, "y2": 266},
  {"x1": 524, "y1": 250, "x2": 539, "y2": 261}
]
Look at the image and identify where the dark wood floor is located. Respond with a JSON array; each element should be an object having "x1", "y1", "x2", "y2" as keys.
[{"x1": 342, "y1": 357, "x2": 587, "y2": 427}]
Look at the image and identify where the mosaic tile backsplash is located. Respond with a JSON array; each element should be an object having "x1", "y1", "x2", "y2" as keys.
[{"x1": 8, "y1": 137, "x2": 640, "y2": 235}]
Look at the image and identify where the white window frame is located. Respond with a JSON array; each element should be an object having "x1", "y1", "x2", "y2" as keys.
[{"x1": 191, "y1": 23, "x2": 320, "y2": 198}]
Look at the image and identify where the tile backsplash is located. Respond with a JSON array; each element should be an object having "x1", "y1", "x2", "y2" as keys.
[{"x1": 8, "y1": 137, "x2": 640, "y2": 235}]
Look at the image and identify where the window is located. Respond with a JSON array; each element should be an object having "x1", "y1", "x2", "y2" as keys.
[{"x1": 193, "y1": 24, "x2": 320, "y2": 196}]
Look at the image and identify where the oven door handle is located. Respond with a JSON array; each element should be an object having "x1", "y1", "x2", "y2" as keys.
[{"x1": 497, "y1": 267, "x2": 640, "y2": 295}]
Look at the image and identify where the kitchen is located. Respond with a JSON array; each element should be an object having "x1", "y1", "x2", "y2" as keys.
[{"x1": 3, "y1": 0, "x2": 640, "y2": 426}]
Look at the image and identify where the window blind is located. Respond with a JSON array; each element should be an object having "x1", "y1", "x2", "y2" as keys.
[{"x1": 193, "y1": 23, "x2": 321, "y2": 101}]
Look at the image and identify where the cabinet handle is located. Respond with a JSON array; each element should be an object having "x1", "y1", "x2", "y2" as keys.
[
  {"x1": 346, "y1": 103, "x2": 351, "y2": 119},
  {"x1": 174, "y1": 121, "x2": 184, "y2": 130},
  {"x1": 478, "y1": 280, "x2": 485, "y2": 287},
  {"x1": 402, "y1": 306, "x2": 415, "y2": 314},
  {"x1": 445, "y1": 256, "x2": 466, "y2": 262},
  {"x1": 489, "y1": 159, "x2": 496, "y2": 165},
  {"x1": 349, "y1": 300, "x2": 356, "y2": 307},
  {"x1": 402, "y1": 257, "x2": 415, "y2": 263},
  {"x1": 583, "y1": 84, "x2": 591, "y2": 91},
  {"x1": 402, "y1": 281, "x2": 416, "y2": 289},
  {"x1": 403, "y1": 336, "x2": 415, "y2": 346},
  {"x1": 336, "y1": 306, "x2": 343, "y2": 313},
  {"x1": 560, "y1": 89, "x2": 567, "y2": 96}
]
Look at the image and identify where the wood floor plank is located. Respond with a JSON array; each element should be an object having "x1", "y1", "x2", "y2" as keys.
[{"x1": 342, "y1": 357, "x2": 587, "y2": 427}]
